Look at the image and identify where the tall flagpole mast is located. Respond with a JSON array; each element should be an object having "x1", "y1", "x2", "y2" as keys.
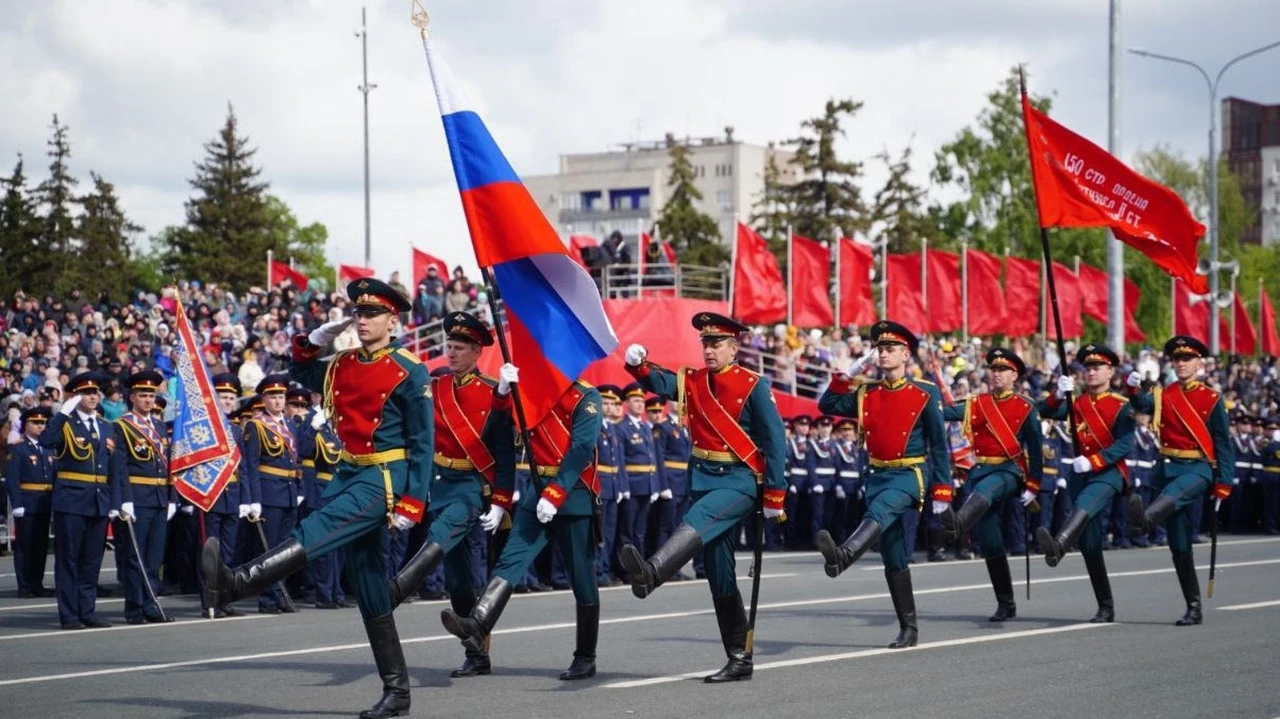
[
  {"x1": 961, "y1": 240, "x2": 969, "y2": 341},
  {"x1": 729, "y1": 218, "x2": 738, "y2": 314},
  {"x1": 266, "y1": 248, "x2": 273, "y2": 288},
  {"x1": 1106, "y1": 0, "x2": 1125, "y2": 351},
  {"x1": 834, "y1": 228, "x2": 842, "y2": 330},
  {"x1": 880, "y1": 240, "x2": 888, "y2": 318},
  {"x1": 787, "y1": 225, "x2": 794, "y2": 326},
  {"x1": 356, "y1": 6, "x2": 377, "y2": 268},
  {"x1": 920, "y1": 236, "x2": 928, "y2": 329}
]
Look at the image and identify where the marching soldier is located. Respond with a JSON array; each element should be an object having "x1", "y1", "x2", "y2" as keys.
[
  {"x1": 1260, "y1": 418, "x2": 1280, "y2": 535},
  {"x1": 242, "y1": 374, "x2": 303, "y2": 614},
  {"x1": 1035, "y1": 343, "x2": 1134, "y2": 623},
  {"x1": 440, "y1": 377, "x2": 603, "y2": 682},
  {"x1": 595, "y1": 385, "x2": 626, "y2": 587},
  {"x1": 617, "y1": 313, "x2": 787, "y2": 682},
  {"x1": 654, "y1": 398, "x2": 692, "y2": 552},
  {"x1": 938, "y1": 348, "x2": 1043, "y2": 622},
  {"x1": 202, "y1": 278, "x2": 432, "y2": 719},
  {"x1": 786, "y1": 415, "x2": 812, "y2": 549},
  {"x1": 202, "y1": 373, "x2": 250, "y2": 618},
  {"x1": 807, "y1": 416, "x2": 839, "y2": 548},
  {"x1": 306, "y1": 400, "x2": 349, "y2": 609},
  {"x1": 1130, "y1": 411, "x2": 1160, "y2": 547},
  {"x1": 1126, "y1": 336, "x2": 1234, "y2": 626},
  {"x1": 815, "y1": 321, "x2": 953, "y2": 648},
  {"x1": 619, "y1": 383, "x2": 659, "y2": 556},
  {"x1": 389, "y1": 311, "x2": 516, "y2": 678},
  {"x1": 831, "y1": 417, "x2": 863, "y2": 542},
  {"x1": 43, "y1": 371, "x2": 121, "y2": 629},
  {"x1": 113, "y1": 370, "x2": 176, "y2": 624},
  {"x1": 6, "y1": 407, "x2": 55, "y2": 598}
]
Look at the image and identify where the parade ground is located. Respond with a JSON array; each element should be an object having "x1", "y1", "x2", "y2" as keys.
[{"x1": 1, "y1": 538, "x2": 1278, "y2": 719}]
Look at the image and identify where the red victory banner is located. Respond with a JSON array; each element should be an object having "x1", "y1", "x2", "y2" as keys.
[
  {"x1": 790, "y1": 234, "x2": 834, "y2": 328},
  {"x1": 1003, "y1": 256, "x2": 1041, "y2": 338},
  {"x1": 837, "y1": 237, "x2": 877, "y2": 328},
  {"x1": 732, "y1": 223, "x2": 786, "y2": 324},
  {"x1": 925, "y1": 249, "x2": 961, "y2": 333},
  {"x1": 886, "y1": 253, "x2": 926, "y2": 335},
  {"x1": 965, "y1": 248, "x2": 1007, "y2": 337}
]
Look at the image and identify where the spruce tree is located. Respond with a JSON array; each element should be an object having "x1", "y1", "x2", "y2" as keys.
[
  {"x1": 747, "y1": 146, "x2": 794, "y2": 267},
  {"x1": 32, "y1": 115, "x2": 79, "y2": 293},
  {"x1": 870, "y1": 145, "x2": 936, "y2": 253},
  {"x1": 0, "y1": 157, "x2": 44, "y2": 294},
  {"x1": 655, "y1": 137, "x2": 725, "y2": 267},
  {"x1": 784, "y1": 98, "x2": 869, "y2": 242},
  {"x1": 75, "y1": 172, "x2": 142, "y2": 301}
]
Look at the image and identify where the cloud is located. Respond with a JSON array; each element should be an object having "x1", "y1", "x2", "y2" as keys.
[{"x1": 1, "y1": 0, "x2": 1277, "y2": 285}]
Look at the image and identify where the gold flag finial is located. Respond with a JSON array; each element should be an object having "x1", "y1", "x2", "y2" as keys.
[{"x1": 410, "y1": 0, "x2": 430, "y2": 38}]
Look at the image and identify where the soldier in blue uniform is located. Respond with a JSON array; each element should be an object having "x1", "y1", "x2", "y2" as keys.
[
  {"x1": 388, "y1": 311, "x2": 516, "y2": 679},
  {"x1": 786, "y1": 415, "x2": 812, "y2": 549},
  {"x1": 594, "y1": 385, "x2": 626, "y2": 586},
  {"x1": 113, "y1": 370, "x2": 176, "y2": 624},
  {"x1": 831, "y1": 418, "x2": 863, "y2": 543},
  {"x1": 301, "y1": 398, "x2": 349, "y2": 609},
  {"x1": 1126, "y1": 336, "x2": 1235, "y2": 626},
  {"x1": 43, "y1": 371, "x2": 122, "y2": 629},
  {"x1": 1259, "y1": 418, "x2": 1280, "y2": 534},
  {"x1": 807, "y1": 416, "x2": 839, "y2": 548},
  {"x1": 652, "y1": 397, "x2": 693, "y2": 554},
  {"x1": 201, "y1": 373, "x2": 249, "y2": 618},
  {"x1": 6, "y1": 407, "x2": 55, "y2": 598},
  {"x1": 203, "y1": 278, "x2": 433, "y2": 718},
  {"x1": 816, "y1": 322, "x2": 953, "y2": 648},
  {"x1": 618, "y1": 383, "x2": 659, "y2": 557},
  {"x1": 242, "y1": 374, "x2": 303, "y2": 614},
  {"x1": 618, "y1": 312, "x2": 787, "y2": 682},
  {"x1": 1130, "y1": 410, "x2": 1160, "y2": 547},
  {"x1": 441, "y1": 379, "x2": 603, "y2": 682}
]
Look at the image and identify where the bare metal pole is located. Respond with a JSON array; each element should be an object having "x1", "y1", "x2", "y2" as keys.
[
  {"x1": 356, "y1": 7, "x2": 377, "y2": 268},
  {"x1": 1106, "y1": 0, "x2": 1125, "y2": 352}
]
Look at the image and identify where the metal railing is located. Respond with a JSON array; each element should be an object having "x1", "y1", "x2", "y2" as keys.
[
  {"x1": 736, "y1": 344, "x2": 834, "y2": 400},
  {"x1": 597, "y1": 263, "x2": 728, "y2": 301}
]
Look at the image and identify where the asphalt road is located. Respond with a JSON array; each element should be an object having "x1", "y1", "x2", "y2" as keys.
[{"x1": 0, "y1": 537, "x2": 1278, "y2": 719}]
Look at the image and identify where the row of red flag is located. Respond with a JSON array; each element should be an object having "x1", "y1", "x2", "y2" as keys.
[{"x1": 268, "y1": 248, "x2": 453, "y2": 296}]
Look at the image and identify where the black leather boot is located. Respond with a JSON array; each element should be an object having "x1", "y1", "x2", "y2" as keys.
[
  {"x1": 389, "y1": 541, "x2": 443, "y2": 608},
  {"x1": 886, "y1": 569, "x2": 918, "y2": 648},
  {"x1": 1172, "y1": 552, "x2": 1203, "y2": 626},
  {"x1": 447, "y1": 591, "x2": 491, "y2": 677},
  {"x1": 441, "y1": 577, "x2": 512, "y2": 654},
  {"x1": 619, "y1": 524, "x2": 701, "y2": 599},
  {"x1": 1037, "y1": 508, "x2": 1088, "y2": 567},
  {"x1": 704, "y1": 591, "x2": 752, "y2": 683},
  {"x1": 985, "y1": 554, "x2": 1016, "y2": 622},
  {"x1": 200, "y1": 537, "x2": 307, "y2": 606},
  {"x1": 1130, "y1": 493, "x2": 1176, "y2": 539},
  {"x1": 559, "y1": 603, "x2": 599, "y2": 680},
  {"x1": 1082, "y1": 552, "x2": 1115, "y2": 623},
  {"x1": 360, "y1": 612, "x2": 410, "y2": 719},
  {"x1": 817, "y1": 519, "x2": 881, "y2": 578},
  {"x1": 942, "y1": 493, "x2": 991, "y2": 543}
]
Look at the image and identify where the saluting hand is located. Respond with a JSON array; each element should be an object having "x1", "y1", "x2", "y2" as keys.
[
  {"x1": 624, "y1": 344, "x2": 647, "y2": 366},
  {"x1": 308, "y1": 317, "x2": 353, "y2": 347},
  {"x1": 59, "y1": 394, "x2": 83, "y2": 417}
]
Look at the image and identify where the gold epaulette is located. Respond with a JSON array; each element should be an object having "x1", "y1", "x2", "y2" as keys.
[
  {"x1": 395, "y1": 348, "x2": 421, "y2": 365},
  {"x1": 575, "y1": 378, "x2": 594, "y2": 389}
]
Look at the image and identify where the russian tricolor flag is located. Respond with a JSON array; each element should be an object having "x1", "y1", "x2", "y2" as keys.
[{"x1": 423, "y1": 37, "x2": 617, "y2": 423}]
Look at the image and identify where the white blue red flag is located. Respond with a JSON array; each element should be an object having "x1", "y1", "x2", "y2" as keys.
[
  {"x1": 422, "y1": 36, "x2": 617, "y2": 423},
  {"x1": 170, "y1": 300, "x2": 240, "y2": 511}
]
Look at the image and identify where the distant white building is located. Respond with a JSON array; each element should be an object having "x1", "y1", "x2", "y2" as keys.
[{"x1": 523, "y1": 128, "x2": 797, "y2": 252}]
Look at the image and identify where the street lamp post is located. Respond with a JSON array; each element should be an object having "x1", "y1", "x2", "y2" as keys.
[{"x1": 1129, "y1": 40, "x2": 1280, "y2": 355}]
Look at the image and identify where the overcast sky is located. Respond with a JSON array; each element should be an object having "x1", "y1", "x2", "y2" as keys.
[{"x1": 2, "y1": 0, "x2": 1277, "y2": 284}]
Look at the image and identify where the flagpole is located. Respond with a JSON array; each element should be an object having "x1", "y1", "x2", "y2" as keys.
[
  {"x1": 1260, "y1": 277, "x2": 1265, "y2": 359},
  {"x1": 479, "y1": 267, "x2": 542, "y2": 481},
  {"x1": 787, "y1": 225, "x2": 794, "y2": 326},
  {"x1": 729, "y1": 219, "x2": 738, "y2": 315},
  {"x1": 1073, "y1": 255, "x2": 1081, "y2": 340},
  {"x1": 267, "y1": 248, "x2": 273, "y2": 289},
  {"x1": 834, "y1": 229, "x2": 843, "y2": 331},
  {"x1": 1040, "y1": 259, "x2": 1047, "y2": 340},
  {"x1": 961, "y1": 240, "x2": 969, "y2": 341},
  {"x1": 880, "y1": 240, "x2": 888, "y2": 318},
  {"x1": 920, "y1": 236, "x2": 928, "y2": 325}
]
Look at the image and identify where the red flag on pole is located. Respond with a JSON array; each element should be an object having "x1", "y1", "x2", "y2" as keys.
[
  {"x1": 1022, "y1": 94, "x2": 1208, "y2": 294},
  {"x1": 412, "y1": 248, "x2": 450, "y2": 288},
  {"x1": 1003, "y1": 256, "x2": 1041, "y2": 338},
  {"x1": 924, "y1": 249, "x2": 961, "y2": 333},
  {"x1": 965, "y1": 248, "x2": 1007, "y2": 337},
  {"x1": 1046, "y1": 260, "x2": 1083, "y2": 340},
  {"x1": 790, "y1": 234, "x2": 834, "y2": 328},
  {"x1": 1174, "y1": 280, "x2": 1211, "y2": 342},
  {"x1": 733, "y1": 223, "x2": 786, "y2": 324},
  {"x1": 1227, "y1": 292, "x2": 1257, "y2": 355},
  {"x1": 837, "y1": 238, "x2": 877, "y2": 328},
  {"x1": 1260, "y1": 288, "x2": 1280, "y2": 356},
  {"x1": 886, "y1": 253, "x2": 926, "y2": 335},
  {"x1": 268, "y1": 260, "x2": 309, "y2": 290},
  {"x1": 568, "y1": 235, "x2": 598, "y2": 269},
  {"x1": 338, "y1": 264, "x2": 376, "y2": 286},
  {"x1": 1123, "y1": 278, "x2": 1146, "y2": 344},
  {"x1": 1076, "y1": 262, "x2": 1109, "y2": 323}
]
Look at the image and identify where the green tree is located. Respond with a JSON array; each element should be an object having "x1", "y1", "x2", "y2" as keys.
[
  {"x1": 747, "y1": 144, "x2": 794, "y2": 262},
  {"x1": 162, "y1": 105, "x2": 274, "y2": 289},
  {"x1": 32, "y1": 115, "x2": 79, "y2": 293},
  {"x1": 0, "y1": 157, "x2": 44, "y2": 294},
  {"x1": 784, "y1": 98, "x2": 869, "y2": 242},
  {"x1": 870, "y1": 144, "x2": 937, "y2": 253},
  {"x1": 73, "y1": 172, "x2": 142, "y2": 302},
  {"x1": 264, "y1": 195, "x2": 333, "y2": 286},
  {"x1": 655, "y1": 138, "x2": 724, "y2": 266}
]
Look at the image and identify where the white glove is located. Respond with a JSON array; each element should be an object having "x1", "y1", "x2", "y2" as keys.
[
  {"x1": 390, "y1": 514, "x2": 414, "y2": 531},
  {"x1": 616, "y1": 493, "x2": 625, "y2": 505},
  {"x1": 622, "y1": 491, "x2": 631, "y2": 500},
  {"x1": 1232, "y1": 477, "x2": 1240, "y2": 485},
  {"x1": 512, "y1": 491, "x2": 521, "y2": 503},
  {"x1": 649, "y1": 492, "x2": 659, "y2": 502},
  {"x1": 166, "y1": 503, "x2": 177, "y2": 521},
  {"x1": 249, "y1": 502, "x2": 262, "y2": 520},
  {"x1": 308, "y1": 318, "x2": 353, "y2": 347},
  {"x1": 1134, "y1": 478, "x2": 1142, "y2": 489},
  {"x1": 479, "y1": 505, "x2": 507, "y2": 533},
  {"x1": 834, "y1": 486, "x2": 846, "y2": 500},
  {"x1": 59, "y1": 395, "x2": 83, "y2": 416},
  {"x1": 12, "y1": 507, "x2": 25, "y2": 519},
  {"x1": 841, "y1": 350, "x2": 877, "y2": 379},
  {"x1": 812, "y1": 484, "x2": 824, "y2": 494},
  {"x1": 1071, "y1": 456, "x2": 1093, "y2": 473},
  {"x1": 1214, "y1": 498, "x2": 1222, "y2": 512},
  {"x1": 1020, "y1": 489, "x2": 1037, "y2": 507},
  {"x1": 120, "y1": 502, "x2": 135, "y2": 521},
  {"x1": 1125, "y1": 371, "x2": 1142, "y2": 388},
  {"x1": 536, "y1": 497, "x2": 558, "y2": 524},
  {"x1": 764, "y1": 507, "x2": 784, "y2": 520},
  {"x1": 238, "y1": 504, "x2": 251, "y2": 519},
  {"x1": 181, "y1": 505, "x2": 194, "y2": 515},
  {"x1": 1055, "y1": 376, "x2": 1075, "y2": 399},
  {"x1": 109, "y1": 509, "x2": 120, "y2": 520},
  {"x1": 789, "y1": 485, "x2": 798, "y2": 494},
  {"x1": 1056, "y1": 477, "x2": 1068, "y2": 490},
  {"x1": 624, "y1": 344, "x2": 647, "y2": 366},
  {"x1": 659, "y1": 489, "x2": 673, "y2": 500},
  {"x1": 296, "y1": 495, "x2": 305, "y2": 507},
  {"x1": 497, "y1": 363, "x2": 519, "y2": 396},
  {"x1": 310, "y1": 407, "x2": 326, "y2": 430},
  {"x1": 931, "y1": 500, "x2": 950, "y2": 515}
]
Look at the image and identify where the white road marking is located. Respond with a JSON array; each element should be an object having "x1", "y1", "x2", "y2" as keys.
[
  {"x1": 394, "y1": 573, "x2": 799, "y2": 607},
  {"x1": 1216, "y1": 599, "x2": 1280, "y2": 611},
  {"x1": 0, "y1": 614, "x2": 268, "y2": 641},
  {"x1": 0, "y1": 558, "x2": 1274, "y2": 687},
  {"x1": 0, "y1": 598, "x2": 125, "y2": 612},
  {"x1": 602, "y1": 622, "x2": 1113, "y2": 688},
  {"x1": 859, "y1": 536, "x2": 1280, "y2": 571}
]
